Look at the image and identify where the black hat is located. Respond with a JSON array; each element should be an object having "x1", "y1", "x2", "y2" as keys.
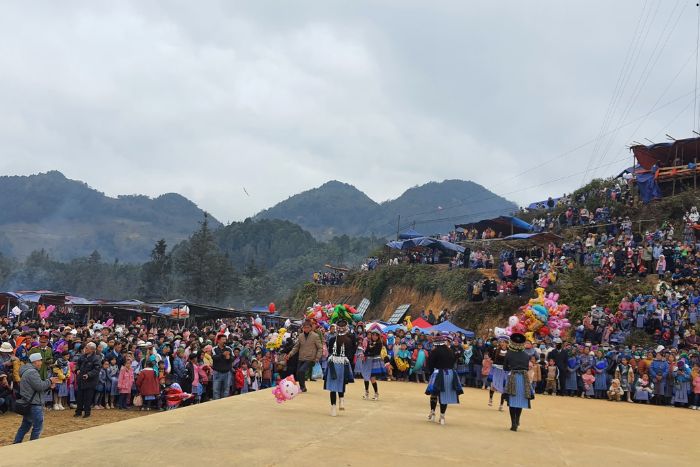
[{"x1": 510, "y1": 333, "x2": 526, "y2": 344}]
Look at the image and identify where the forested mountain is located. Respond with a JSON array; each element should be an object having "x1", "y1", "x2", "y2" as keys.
[
  {"x1": 255, "y1": 179, "x2": 517, "y2": 239},
  {"x1": 253, "y1": 181, "x2": 382, "y2": 238},
  {"x1": 0, "y1": 216, "x2": 379, "y2": 308},
  {"x1": 0, "y1": 171, "x2": 219, "y2": 262}
]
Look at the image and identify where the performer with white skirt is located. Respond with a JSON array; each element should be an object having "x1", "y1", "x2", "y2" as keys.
[
  {"x1": 360, "y1": 324, "x2": 385, "y2": 401},
  {"x1": 504, "y1": 333, "x2": 533, "y2": 432},
  {"x1": 324, "y1": 320, "x2": 356, "y2": 416},
  {"x1": 425, "y1": 334, "x2": 463, "y2": 425},
  {"x1": 488, "y1": 338, "x2": 509, "y2": 411}
]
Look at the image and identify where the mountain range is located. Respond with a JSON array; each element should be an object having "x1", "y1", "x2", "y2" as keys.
[
  {"x1": 0, "y1": 171, "x2": 220, "y2": 262},
  {"x1": 254, "y1": 179, "x2": 517, "y2": 239},
  {"x1": 0, "y1": 172, "x2": 516, "y2": 262}
]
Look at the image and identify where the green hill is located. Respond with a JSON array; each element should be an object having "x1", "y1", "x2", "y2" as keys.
[
  {"x1": 254, "y1": 179, "x2": 517, "y2": 239},
  {"x1": 0, "y1": 171, "x2": 220, "y2": 262}
]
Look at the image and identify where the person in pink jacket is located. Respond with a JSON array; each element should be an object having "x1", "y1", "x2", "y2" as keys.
[
  {"x1": 117, "y1": 357, "x2": 134, "y2": 409},
  {"x1": 691, "y1": 364, "x2": 700, "y2": 410}
]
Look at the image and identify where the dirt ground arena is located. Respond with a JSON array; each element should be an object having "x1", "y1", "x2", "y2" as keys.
[{"x1": 0, "y1": 381, "x2": 696, "y2": 467}]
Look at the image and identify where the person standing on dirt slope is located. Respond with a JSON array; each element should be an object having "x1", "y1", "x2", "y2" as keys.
[{"x1": 14, "y1": 353, "x2": 59, "y2": 443}]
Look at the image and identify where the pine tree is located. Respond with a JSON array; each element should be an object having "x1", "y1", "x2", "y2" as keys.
[
  {"x1": 175, "y1": 213, "x2": 237, "y2": 303},
  {"x1": 139, "y1": 239, "x2": 173, "y2": 300}
]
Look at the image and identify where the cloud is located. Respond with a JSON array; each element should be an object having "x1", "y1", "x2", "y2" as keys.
[{"x1": 0, "y1": 1, "x2": 696, "y2": 221}]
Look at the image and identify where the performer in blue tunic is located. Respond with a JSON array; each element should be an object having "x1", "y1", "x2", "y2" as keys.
[
  {"x1": 324, "y1": 320, "x2": 356, "y2": 417},
  {"x1": 504, "y1": 333, "x2": 533, "y2": 432},
  {"x1": 360, "y1": 324, "x2": 386, "y2": 401},
  {"x1": 425, "y1": 334, "x2": 463, "y2": 425},
  {"x1": 488, "y1": 338, "x2": 509, "y2": 411}
]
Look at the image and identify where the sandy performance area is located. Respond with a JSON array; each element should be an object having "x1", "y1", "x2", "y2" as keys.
[{"x1": 0, "y1": 381, "x2": 697, "y2": 467}]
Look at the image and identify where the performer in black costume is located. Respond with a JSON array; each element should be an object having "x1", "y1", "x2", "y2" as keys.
[
  {"x1": 504, "y1": 333, "x2": 533, "y2": 432},
  {"x1": 425, "y1": 334, "x2": 463, "y2": 425},
  {"x1": 324, "y1": 319, "x2": 356, "y2": 416}
]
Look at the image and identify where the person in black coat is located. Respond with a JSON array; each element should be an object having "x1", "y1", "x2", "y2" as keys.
[
  {"x1": 74, "y1": 342, "x2": 101, "y2": 418},
  {"x1": 547, "y1": 341, "x2": 568, "y2": 395}
]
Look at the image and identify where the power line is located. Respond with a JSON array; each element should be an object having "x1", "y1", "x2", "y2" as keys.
[
  {"x1": 382, "y1": 155, "x2": 631, "y2": 237},
  {"x1": 695, "y1": 1, "x2": 700, "y2": 131},
  {"x1": 397, "y1": 89, "x2": 698, "y2": 225},
  {"x1": 582, "y1": 0, "x2": 653, "y2": 185},
  {"x1": 595, "y1": 0, "x2": 685, "y2": 177}
]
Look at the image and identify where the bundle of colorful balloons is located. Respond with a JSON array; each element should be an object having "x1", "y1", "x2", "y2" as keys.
[
  {"x1": 305, "y1": 302, "x2": 334, "y2": 323},
  {"x1": 251, "y1": 316, "x2": 265, "y2": 337},
  {"x1": 266, "y1": 328, "x2": 288, "y2": 350},
  {"x1": 495, "y1": 287, "x2": 571, "y2": 342},
  {"x1": 305, "y1": 302, "x2": 362, "y2": 325}
]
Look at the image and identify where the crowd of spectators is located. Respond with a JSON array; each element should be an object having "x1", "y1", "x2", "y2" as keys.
[{"x1": 312, "y1": 271, "x2": 345, "y2": 286}]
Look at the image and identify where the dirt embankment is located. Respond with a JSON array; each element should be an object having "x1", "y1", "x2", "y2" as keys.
[
  {"x1": 316, "y1": 285, "x2": 461, "y2": 322},
  {"x1": 304, "y1": 282, "x2": 526, "y2": 336}
]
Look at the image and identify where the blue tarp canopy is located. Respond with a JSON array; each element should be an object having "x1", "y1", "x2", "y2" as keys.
[
  {"x1": 399, "y1": 229, "x2": 423, "y2": 240},
  {"x1": 455, "y1": 216, "x2": 532, "y2": 236},
  {"x1": 427, "y1": 320, "x2": 475, "y2": 338},
  {"x1": 386, "y1": 236, "x2": 465, "y2": 253},
  {"x1": 502, "y1": 232, "x2": 563, "y2": 243},
  {"x1": 527, "y1": 197, "x2": 561, "y2": 210},
  {"x1": 636, "y1": 167, "x2": 662, "y2": 204}
]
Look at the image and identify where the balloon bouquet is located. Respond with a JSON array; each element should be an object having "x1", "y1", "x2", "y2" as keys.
[
  {"x1": 305, "y1": 302, "x2": 363, "y2": 328},
  {"x1": 495, "y1": 287, "x2": 571, "y2": 342}
]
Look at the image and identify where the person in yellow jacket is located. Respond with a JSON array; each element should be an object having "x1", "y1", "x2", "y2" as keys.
[{"x1": 28, "y1": 333, "x2": 54, "y2": 380}]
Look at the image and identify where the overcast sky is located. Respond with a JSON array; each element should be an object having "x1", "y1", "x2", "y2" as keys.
[{"x1": 1, "y1": 1, "x2": 698, "y2": 223}]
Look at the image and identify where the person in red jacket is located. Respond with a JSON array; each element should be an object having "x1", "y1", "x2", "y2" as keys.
[{"x1": 136, "y1": 361, "x2": 160, "y2": 411}]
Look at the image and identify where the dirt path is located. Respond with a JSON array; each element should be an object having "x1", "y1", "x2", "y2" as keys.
[
  {"x1": 0, "y1": 382, "x2": 696, "y2": 466},
  {"x1": 0, "y1": 408, "x2": 150, "y2": 446}
]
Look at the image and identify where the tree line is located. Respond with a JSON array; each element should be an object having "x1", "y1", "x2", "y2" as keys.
[{"x1": 0, "y1": 214, "x2": 379, "y2": 309}]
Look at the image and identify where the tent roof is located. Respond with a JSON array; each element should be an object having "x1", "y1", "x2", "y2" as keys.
[
  {"x1": 427, "y1": 320, "x2": 475, "y2": 338},
  {"x1": 502, "y1": 232, "x2": 563, "y2": 244},
  {"x1": 386, "y1": 236, "x2": 465, "y2": 253},
  {"x1": 411, "y1": 317, "x2": 432, "y2": 328},
  {"x1": 631, "y1": 137, "x2": 700, "y2": 170},
  {"x1": 398, "y1": 229, "x2": 423, "y2": 240},
  {"x1": 527, "y1": 197, "x2": 561, "y2": 210},
  {"x1": 455, "y1": 216, "x2": 532, "y2": 235}
]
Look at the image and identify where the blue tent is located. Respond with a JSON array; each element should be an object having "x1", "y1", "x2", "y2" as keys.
[
  {"x1": 386, "y1": 236, "x2": 465, "y2": 253},
  {"x1": 455, "y1": 216, "x2": 532, "y2": 236},
  {"x1": 399, "y1": 229, "x2": 423, "y2": 240},
  {"x1": 427, "y1": 320, "x2": 475, "y2": 338}
]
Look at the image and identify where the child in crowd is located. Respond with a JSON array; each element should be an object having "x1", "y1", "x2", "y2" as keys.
[
  {"x1": 608, "y1": 378, "x2": 624, "y2": 401},
  {"x1": 545, "y1": 359, "x2": 559, "y2": 395},
  {"x1": 107, "y1": 357, "x2": 119, "y2": 409},
  {"x1": 691, "y1": 363, "x2": 700, "y2": 410},
  {"x1": 411, "y1": 342, "x2": 428, "y2": 384},
  {"x1": 582, "y1": 369, "x2": 596, "y2": 399},
  {"x1": 95, "y1": 359, "x2": 110, "y2": 409},
  {"x1": 250, "y1": 359, "x2": 262, "y2": 392},
  {"x1": 52, "y1": 350, "x2": 70, "y2": 411},
  {"x1": 67, "y1": 360, "x2": 77, "y2": 409},
  {"x1": 634, "y1": 374, "x2": 654, "y2": 404},
  {"x1": 393, "y1": 343, "x2": 411, "y2": 382},
  {"x1": 136, "y1": 360, "x2": 160, "y2": 411},
  {"x1": 527, "y1": 355, "x2": 541, "y2": 394},
  {"x1": 481, "y1": 353, "x2": 493, "y2": 390},
  {"x1": 261, "y1": 353, "x2": 272, "y2": 389},
  {"x1": 117, "y1": 356, "x2": 134, "y2": 409}
]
